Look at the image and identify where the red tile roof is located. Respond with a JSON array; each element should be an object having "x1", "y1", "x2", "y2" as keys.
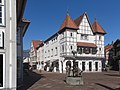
[
  {"x1": 74, "y1": 14, "x2": 84, "y2": 27},
  {"x1": 105, "y1": 44, "x2": 113, "y2": 52},
  {"x1": 32, "y1": 40, "x2": 43, "y2": 51},
  {"x1": 77, "y1": 42, "x2": 97, "y2": 47},
  {"x1": 92, "y1": 20, "x2": 106, "y2": 34},
  {"x1": 59, "y1": 15, "x2": 78, "y2": 31}
]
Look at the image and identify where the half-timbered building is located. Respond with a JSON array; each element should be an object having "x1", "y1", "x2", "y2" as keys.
[{"x1": 37, "y1": 12, "x2": 106, "y2": 73}]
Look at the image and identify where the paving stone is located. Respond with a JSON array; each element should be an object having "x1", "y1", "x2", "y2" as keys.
[{"x1": 18, "y1": 70, "x2": 120, "y2": 90}]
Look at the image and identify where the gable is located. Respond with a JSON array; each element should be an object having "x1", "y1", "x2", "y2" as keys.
[{"x1": 77, "y1": 14, "x2": 93, "y2": 35}]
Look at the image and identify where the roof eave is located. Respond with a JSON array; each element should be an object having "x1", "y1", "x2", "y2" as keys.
[
  {"x1": 17, "y1": 0, "x2": 27, "y2": 24},
  {"x1": 94, "y1": 32, "x2": 107, "y2": 35},
  {"x1": 22, "y1": 21, "x2": 30, "y2": 37}
]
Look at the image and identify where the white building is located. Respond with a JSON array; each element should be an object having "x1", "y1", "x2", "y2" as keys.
[
  {"x1": 37, "y1": 12, "x2": 106, "y2": 73},
  {"x1": 0, "y1": 0, "x2": 30, "y2": 89},
  {"x1": 29, "y1": 40, "x2": 43, "y2": 68}
]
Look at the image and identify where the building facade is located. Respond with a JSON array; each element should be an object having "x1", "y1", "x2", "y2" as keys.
[
  {"x1": 37, "y1": 12, "x2": 106, "y2": 73},
  {"x1": 29, "y1": 40, "x2": 43, "y2": 68},
  {"x1": 0, "y1": 0, "x2": 30, "y2": 89},
  {"x1": 105, "y1": 43, "x2": 113, "y2": 65},
  {"x1": 0, "y1": 0, "x2": 17, "y2": 89},
  {"x1": 112, "y1": 39, "x2": 120, "y2": 70}
]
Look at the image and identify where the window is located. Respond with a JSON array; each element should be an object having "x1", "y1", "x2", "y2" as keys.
[
  {"x1": 71, "y1": 46, "x2": 73, "y2": 50},
  {"x1": 55, "y1": 47, "x2": 58, "y2": 55},
  {"x1": 0, "y1": 0, "x2": 4, "y2": 25},
  {"x1": 0, "y1": 31, "x2": 4, "y2": 48},
  {"x1": 84, "y1": 48, "x2": 90, "y2": 54},
  {"x1": 92, "y1": 48, "x2": 97, "y2": 54},
  {"x1": 0, "y1": 54, "x2": 3, "y2": 87},
  {"x1": 81, "y1": 34, "x2": 88, "y2": 40},
  {"x1": 70, "y1": 33, "x2": 72, "y2": 37},
  {"x1": 99, "y1": 36, "x2": 101, "y2": 40},
  {"x1": 45, "y1": 51, "x2": 46, "y2": 58},
  {"x1": 77, "y1": 47, "x2": 82, "y2": 54},
  {"x1": 62, "y1": 45, "x2": 64, "y2": 52},
  {"x1": 48, "y1": 50, "x2": 50, "y2": 57},
  {"x1": 51, "y1": 49, "x2": 53, "y2": 57}
]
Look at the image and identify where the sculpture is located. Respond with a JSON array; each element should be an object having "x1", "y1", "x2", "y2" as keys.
[
  {"x1": 66, "y1": 50, "x2": 83, "y2": 77},
  {"x1": 66, "y1": 50, "x2": 84, "y2": 85}
]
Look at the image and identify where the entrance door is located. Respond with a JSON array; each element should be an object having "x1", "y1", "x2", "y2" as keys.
[
  {"x1": 95, "y1": 62, "x2": 98, "y2": 71},
  {"x1": 89, "y1": 62, "x2": 92, "y2": 71},
  {"x1": 82, "y1": 62, "x2": 85, "y2": 71},
  {"x1": 0, "y1": 54, "x2": 3, "y2": 87}
]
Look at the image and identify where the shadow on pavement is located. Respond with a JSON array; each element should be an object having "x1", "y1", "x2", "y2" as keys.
[
  {"x1": 18, "y1": 70, "x2": 45, "y2": 90},
  {"x1": 95, "y1": 83, "x2": 120, "y2": 90}
]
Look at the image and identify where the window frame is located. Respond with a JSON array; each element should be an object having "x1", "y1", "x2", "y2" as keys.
[
  {"x1": 0, "y1": 31, "x2": 4, "y2": 48},
  {"x1": 0, "y1": 0, "x2": 5, "y2": 26}
]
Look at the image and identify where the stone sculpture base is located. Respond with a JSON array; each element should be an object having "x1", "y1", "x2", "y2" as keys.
[{"x1": 66, "y1": 76, "x2": 84, "y2": 85}]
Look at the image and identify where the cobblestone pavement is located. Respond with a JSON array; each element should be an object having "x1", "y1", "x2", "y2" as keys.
[{"x1": 18, "y1": 70, "x2": 120, "y2": 90}]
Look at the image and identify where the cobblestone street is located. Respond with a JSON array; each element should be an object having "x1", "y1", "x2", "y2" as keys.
[{"x1": 18, "y1": 70, "x2": 120, "y2": 90}]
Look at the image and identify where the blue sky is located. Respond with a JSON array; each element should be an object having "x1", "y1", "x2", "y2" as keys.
[{"x1": 23, "y1": 0, "x2": 120, "y2": 50}]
